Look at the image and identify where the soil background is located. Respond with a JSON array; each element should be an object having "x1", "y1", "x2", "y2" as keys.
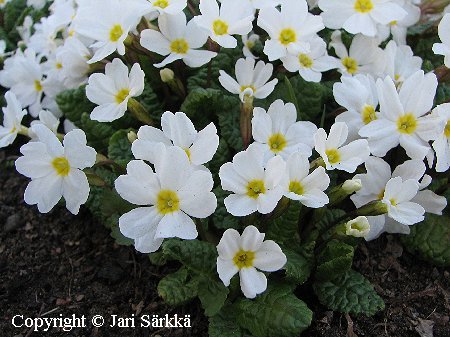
[{"x1": 0, "y1": 147, "x2": 449, "y2": 337}]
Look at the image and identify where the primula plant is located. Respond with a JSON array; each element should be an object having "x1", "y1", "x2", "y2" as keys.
[{"x1": 1, "y1": 0, "x2": 450, "y2": 335}]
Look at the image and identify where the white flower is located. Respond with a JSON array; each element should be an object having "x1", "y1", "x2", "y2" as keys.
[
  {"x1": 381, "y1": 40, "x2": 422, "y2": 86},
  {"x1": 131, "y1": 111, "x2": 219, "y2": 167},
  {"x1": 281, "y1": 36, "x2": 337, "y2": 82},
  {"x1": 140, "y1": 13, "x2": 216, "y2": 68},
  {"x1": 281, "y1": 152, "x2": 330, "y2": 208},
  {"x1": 351, "y1": 157, "x2": 446, "y2": 240},
  {"x1": 85, "y1": 58, "x2": 145, "y2": 122},
  {"x1": 0, "y1": 49, "x2": 45, "y2": 116},
  {"x1": 433, "y1": 13, "x2": 450, "y2": 67},
  {"x1": 0, "y1": 92, "x2": 27, "y2": 148},
  {"x1": 377, "y1": 0, "x2": 420, "y2": 45},
  {"x1": 345, "y1": 216, "x2": 370, "y2": 237},
  {"x1": 194, "y1": 0, "x2": 254, "y2": 48},
  {"x1": 314, "y1": 122, "x2": 370, "y2": 173},
  {"x1": 27, "y1": 0, "x2": 47, "y2": 10},
  {"x1": 318, "y1": 0, "x2": 407, "y2": 37},
  {"x1": 257, "y1": 0, "x2": 324, "y2": 61},
  {"x1": 431, "y1": 103, "x2": 450, "y2": 172},
  {"x1": 381, "y1": 176, "x2": 424, "y2": 225},
  {"x1": 242, "y1": 33, "x2": 260, "y2": 59},
  {"x1": 115, "y1": 147, "x2": 217, "y2": 253},
  {"x1": 73, "y1": 0, "x2": 146, "y2": 64},
  {"x1": 251, "y1": 99, "x2": 317, "y2": 161},
  {"x1": 57, "y1": 37, "x2": 92, "y2": 88},
  {"x1": 131, "y1": 0, "x2": 187, "y2": 18},
  {"x1": 15, "y1": 124, "x2": 97, "y2": 214},
  {"x1": 29, "y1": 110, "x2": 60, "y2": 139},
  {"x1": 0, "y1": 0, "x2": 11, "y2": 8},
  {"x1": 219, "y1": 145, "x2": 286, "y2": 216},
  {"x1": 218, "y1": 58, "x2": 278, "y2": 102},
  {"x1": 359, "y1": 71, "x2": 444, "y2": 160},
  {"x1": 216, "y1": 225, "x2": 287, "y2": 299},
  {"x1": 334, "y1": 74, "x2": 379, "y2": 141},
  {"x1": 330, "y1": 31, "x2": 385, "y2": 77}
]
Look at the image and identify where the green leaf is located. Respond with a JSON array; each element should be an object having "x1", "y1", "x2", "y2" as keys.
[
  {"x1": 314, "y1": 269, "x2": 385, "y2": 316},
  {"x1": 208, "y1": 305, "x2": 245, "y2": 337},
  {"x1": 266, "y1": 202, "x2": 301, "y2": 246},
  {"x1": 56, "y1": 86, "x2": 96, "y2": 127},
  {"x1": 110, "y1": 224, "x2": 133, "y2": 246},
  {"x1": 208, "y1": 139, "x2": 231, "y2": 184},
  {"x1": 435, "y1": 84, "x2": 450, "y2": 106},
  {"x1": 108, "y1": 129, "x2": 134, "y2": 168},
  {"x1": 4, "y1": 0, "x2": 27, "y2": 33},
  {"x1": 313, "y1": 208, "x2": 346, "y2": 234},
  {"x1": 212, "y1": 186, "x2": 240, "y2": 230},
  {"x1": 80, "y1": 112, "x2": 116, "y2": 151},
  {"x1": 137, "y1": 83, "x2": 164, "y2": 123},
  {"x1": 401, "y1": 214, "x2": 450, "y2": 267},
  {"x1": 283, "y1": 248, "x2": 311, "y2": 285},
  {"x1": 236, "y1": 283, "x2": 312, "y2": 337},
  {"x1": 180, "y1": 88, "x2": 222, "y2": 129},
  {"x1": 148, "y1": 251, "x2": 168, "y2": 266},
  {"x1": 258, "y1": 75, "x2": 328, "y2": 122},
  {"x1": 217, "y1": 101, "x2": 242, "y2": 151},
  {"x1": 157, "y1": 267, "x2": 199, "y2": 306},
  {"x1": 315, "y1": 240, "x2": 354, "y2": 281},
  {"x1": 162, "y1": 239, "x2": 217, "y2": 274},
  {"x1": 197, "y1": 276, "x2": 229, "y2": 316}
]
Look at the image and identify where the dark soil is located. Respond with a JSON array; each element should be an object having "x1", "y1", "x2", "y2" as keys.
[{"x1": 0, "y1": 148, "x2": 449, "y2": 337}]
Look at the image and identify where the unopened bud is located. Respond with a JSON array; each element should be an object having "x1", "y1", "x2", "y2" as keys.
[
  {"x1": 342, "y1": 179, "x2": 362, "y2": 194},
  {"x1": 345, "y1": 216, "x2": 370, "y2": 238},
  {"x1": 127, "y1": 130, "x2": 137, "y2": 143},
  {"x1": 160, "y1": 68, "x2": 175, "y2": 83}
]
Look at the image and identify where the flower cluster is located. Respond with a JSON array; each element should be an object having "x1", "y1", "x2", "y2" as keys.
[{"x1": 0, "y1": 0, "x2": 449, "y2": 324}]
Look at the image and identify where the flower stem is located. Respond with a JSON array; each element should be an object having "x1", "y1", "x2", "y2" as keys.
[
  {"x1": 127, "y1": 98, "x2": 154, "y2": 125},
  {"x1": 240, "y1": 95, "x2": 254, "y2": 149}
]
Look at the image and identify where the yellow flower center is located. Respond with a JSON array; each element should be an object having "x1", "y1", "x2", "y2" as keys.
[
  {"x1": 444, "y1": 120, "x2": 450, "y2": 138},
  {"x1": 394, "y1": 74, "x2": 401, "y2": 81},
  {"x1": 183, "y1": 147, "x2": 191, "y2": 161},
  {"x1": 289, "y1": 181, "x2": 304, "y2": 195},
  {"x1": 56, "y1": 62, "x2": 63, "y2": 69},
  {"x1": 10, "y1": 126, "x2": 17, "y2": 134},
  {"x1": 389, "y1": 198, "x2": 397, "y2": 206},
  {"x1": 362, "y1": 105, "x2": 377, "y2": 124},
  {"x1": 377, "y1": 189, "x2": 385, "y2": 200},
  {"x1": 351, "y1": 221, "x2": 366, "y2": 231},
  {"x1": 68, "y1": 30, "x2": 75, "y2": 37},
  {"x1": 246, "y1": 180, "x2": 266, "y2": 199},
  {"x1": 397, "y1": 113, "x2": 417, "y2": 134},
  {"x1": 390, "y1": 20, "x2": 398, "y2": 26},
  {"x1": 52, "y1": 157, "x2": 70, "y2": 176},
  {"x1": 342, "y1": 57, "x2": 358, "y2": 75},
  {"x1": 153, "y1": 0, "x2": 169, "y2": 8},
  {"x1": 34, "y1": 80, "x2": 43, "y2": 92},
  {"x1": 267, "y1": 133, "x2": 287, "y2": 153},
  {"x1": 170, "y1": 38, "x2": 189, "y2": 54},
  {"x1": 109, "y1": 24, "x2": 124, "y2": 42},
  {"x1": 156, "y1": 190, "x2": 180, "y2": 214},
  {"x1": 212, "y1": 19, "x2": 228, "y2": 36},
  {"x1": 279, "y1": 28, "x2": 296, "y2": 45},
  {"x1": 240, "y1": 84, "x2": 256, "y2": 94},
  {"x1": 233, "y1": 249, "x2": 255, "y2": 269},
  {"x1": 299, "y1": 54, "x2": 313, "y2": 68},
  {"x1": 354, "y1": 0, "x2": 374, "y2": 13},
  {"x1": 246, "y1": 40, "x2": 255, "y2": 49},
  {"x1": 325, "y1": 148, "x2": 341, "y2": 164},
  {"x1": 115, "y1": 88, "x2": 130, "y2": 104}
]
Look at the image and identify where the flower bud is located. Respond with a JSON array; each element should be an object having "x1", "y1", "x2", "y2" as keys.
[
  {"x1": 127, "y1": 130, "x2": 137, "y2": 143},
  {"x1": 160, "y1": 68, "x2": 175, "y2": 83},
  {"x1": 345, "y1": 216, "x2": 370, "y2": 237},
  {"x1": 342, "y1": 179, "x2": 362, "y2": 194}
]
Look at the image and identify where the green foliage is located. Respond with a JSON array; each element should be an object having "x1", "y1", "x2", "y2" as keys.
[
  {"x1": 157, "y1": 267, "x2": 199, "y2": 306},
  {"x1": 162, "y1": 239, "x2": 217, "y2": 275},
  {"x1": 208, "y1": 305, "x2": 244, "y2": 337},
  {"x1": 401, "y1": 214, "x2": 450, "y2": 267},
  {"x1": 283, "y1": 248, "x2": 311, "y2": 285},
  {"x1": 149, "y1": 251, "x2": 168, "y2": 266},
  {"x1": 315, "y1": 240, "x2": 354, "y2": 281},
  {"x1": 80, "y1": 112, "x2": 116, "y2": 151},
  {"x1": 181, "y1": 88, "x2": 222, "y2": 129},
  {"x1": 197, "y1": 277, "x2": 229, "y2": 316},
  {"x1": 212, "y1": 186, "x2": 240, "y2": 230},
  {"x1": 108, "y1": 129, "x2": 134, "y2": 168},
  {"x1": 314, "y1": 269, "x2": 385, "y2": 316},
  {"x1": 4, "y1": 0, "x2": 27, "y2": 34},
  {"x1": 217, "y1": 100, "x2": 242, "y2": 151},
  {"x1": 138, "y1": 84, "x2": 164, "y2": 123},
  {"x1": 313, "y1": 208, "x2": 346, "y2": 234},
  {"x1": 56, "y1": 86, "x2": 95, "y2": 126},
  {"x1": 208, "y1": 139, "x2": 231, "y2": 184},
  {"x1": 266, "y1": 202, "x2": 301, "y2": 246},
  {"x1": 436, "y1": 84, "x2": 450, "y2": 106},
  {"x1": 236, "y1": 283, "x2": 313, "y2": 337},
  {"x1": 259, "y1": 75, "x2": 331, "y2": 122}
]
